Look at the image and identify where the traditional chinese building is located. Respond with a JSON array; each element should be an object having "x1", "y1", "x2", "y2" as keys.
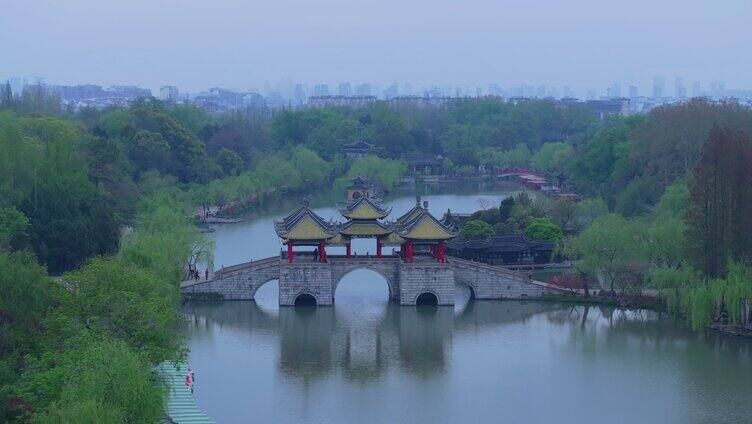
[
  {"x1": 276, "y1": 195, "x2": 458, "y2": 264},
  {"x1": 394, "y1": 197, "x2": 457, "y2": 263},
  {"x1": 446, "y1": 235, "x2": 555, "y2": 266},
  {"x1": 345, "y1": 176, "x2": 377, "y2": 201},
  {"x1": 342, "y1": 140, "x2": 374, "y2": 159},
  {"x1": 337, "y1": 195, "x2": 392, "y2": 257},
  {"x1": 274, "y1": 201, "x2": 336, "y2": 263}
]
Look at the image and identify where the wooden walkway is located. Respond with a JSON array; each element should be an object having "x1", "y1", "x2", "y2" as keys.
[{"x1": 156, "y1": 362, "x2": 215, "y2": 424}]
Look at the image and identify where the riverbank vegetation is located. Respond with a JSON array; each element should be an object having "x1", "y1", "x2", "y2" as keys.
[
  {"x1": 2, "y1": 90, "x2": 752, "y2": 418},
  {"x1": 450, "y1": 99, "x2": 752, "y2": 332}
]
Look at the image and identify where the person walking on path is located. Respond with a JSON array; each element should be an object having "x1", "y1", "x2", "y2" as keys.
[
  {"x1": 185, "y1": 372, "x2": 193, "y2": 394},
  {"x1": 204, "y1": 269, "x2": 209, "y2": 280}
]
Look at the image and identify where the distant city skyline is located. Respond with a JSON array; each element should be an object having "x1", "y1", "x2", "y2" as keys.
[
  {"x1": 3, "y1": 74, "x2": 747, "y2": 102},
  {"x1": 2, "y1": 0, "x2": 751, "y2": 95}
]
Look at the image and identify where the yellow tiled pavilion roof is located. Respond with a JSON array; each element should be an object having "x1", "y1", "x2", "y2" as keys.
[
  {"x1": 327, "y1": 233, "x2": 351, "y2": 246},
  {"x1": 339, "y1": 220, "x2": 393, "y2": 237},
  {"x1": 395, "y1": 199, "x2": 424, "y2": 224},
  {"x1": 397, "y1": 209, "x2": 457, "y2": 241},
  {"x1": 340, "y1": 196, "x2": 390, "y2": 220},
  {"x1": 379, "y1": 232, "x2": 405, "y2": 245},
  {"x1": 275, "y1": 202, "x2": 336, "y2": 241}
]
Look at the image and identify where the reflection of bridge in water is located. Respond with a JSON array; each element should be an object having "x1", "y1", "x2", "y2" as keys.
[{"x1": 183, "y1": 299, "x2": 563, "y2": 381}]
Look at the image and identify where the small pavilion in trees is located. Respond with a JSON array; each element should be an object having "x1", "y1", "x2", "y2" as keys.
[
  {"x1": 275, "y1": 201, "x2": 336, "y2": 263},
  {"x1": 345, "y1": 176, "x2": 377, "y2": 201}
]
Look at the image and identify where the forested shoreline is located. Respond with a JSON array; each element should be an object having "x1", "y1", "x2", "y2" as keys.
[{"x1": 2, "y1": 88, "x2": 752, "y2": 421}]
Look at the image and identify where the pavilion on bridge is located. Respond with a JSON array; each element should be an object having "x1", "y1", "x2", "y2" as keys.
[
  {"x1": 274, "y1": 195, "x2": 458, "y2": 263},
  {"x1": 275, "y1": 201, "x2": 337, "y2": 263}
]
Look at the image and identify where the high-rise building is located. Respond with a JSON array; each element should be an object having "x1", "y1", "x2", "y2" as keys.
[
  {"x1": 653, "y1": 77, "x2": 665, "y2": 98},
  {"x1": 691, "y1": 81, "x2": 702, "y2": 98},
  {"x1": 535, "y1": 84, "x2": 546, "y2": 98},
  {"x1": 160, "y1": 85, "x2": 179, "y2": 102},
  {"x1": 338, "y1": 82, "x2": 352, "y2": 96},
  {"x1": 674, "y1": 77, "x2": 686, "y2": 99},
  {"x1": 710, "y1": 81, "x2": 726, "y2": 99},
  {"x1": 383, "y1": 84, "x2": 399, "y2": 99},
  {"x1": 628, "y1": 85, "x2": 638, "y2": 98},
  {"x1": 354, "y1": 83, "x2": 371, "y2": 96},
  {"x1": 607, "y1": 82, "x2": 621, "y2": 98},
  {"x1": 313, "y1": 84, "x2": 330, "y2": 96},
  {"x1": 294, "y1": 84, "x2": 306, "y2": 105}
]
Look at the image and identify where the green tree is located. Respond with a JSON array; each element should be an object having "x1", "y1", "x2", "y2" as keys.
[
  {"x1": 28, "y1": 336, "x2": 165, "y2": 424},
  {"x1": 292, "y1": 146, "x2": 331, "y2": 186},
  {"x1": 574, "y1": 197, "x2": 609, "y2": 231},
  {"x1": 532, "y1": 142, "x2": 573, "y2": 172},
  {"x1": 0, "y1": 206, "x2": 29, "y2": 251},
  {"x1": 216, "y1": 148, "x2": 245, "y2": 176},
  {"x1": 460, "y1": 220, "x2": 495, "y2": 239},
  {"x1": 59, "y1": 257, "x2": 184, "y2": 364},
  {"x1": 567, "y1": 214, "x2": 641, "y2": 292},
  {"x1": 524, "y1": 218, "x2": 563, "y2": 242},
  {"x1": 1, "y1": 81, "x2": 12, "y2": 108}
]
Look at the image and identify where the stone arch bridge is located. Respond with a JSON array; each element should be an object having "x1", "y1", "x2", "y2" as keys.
[{"x1": 181, "y1": 254, "x2": 566, "y2": 306}]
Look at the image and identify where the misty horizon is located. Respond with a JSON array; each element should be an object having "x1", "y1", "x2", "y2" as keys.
[{"x1": 2, "y1": 0, "x2": 751, "y2": 95}]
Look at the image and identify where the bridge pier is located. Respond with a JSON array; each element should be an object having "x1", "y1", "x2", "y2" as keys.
[
  {"x1": 279, "y1": 263, "x2": 334, "y2": 306},
  {"x1": 398, "y1": 262, "x2": 455, "y2": 305}
]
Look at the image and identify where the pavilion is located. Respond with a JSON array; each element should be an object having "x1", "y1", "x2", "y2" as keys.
[
  {"x1": 274, "y1": 201, "x2": 337, "y2": 263},
  {"x1": 274, "y1": 195, "x2": 458, "y2": 264}
]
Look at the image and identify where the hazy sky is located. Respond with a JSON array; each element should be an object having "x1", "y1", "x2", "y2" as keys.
[{"x1": 2, "y1": 0, "x2": 751, "y2": 94}]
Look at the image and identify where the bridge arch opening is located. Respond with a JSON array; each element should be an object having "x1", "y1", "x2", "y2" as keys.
[
  {"x1": 253, "y1": 279, "x2": 279, "y2": 311},
  {"x1": 334, "y1": 268, "x2": 392, "y2": 304},
  {"x1": 294, "y1": 293, "x2": 317, "y2": 306},
  {"x1": 416, "y1": 292, "x2": 438, "y2": 306}
]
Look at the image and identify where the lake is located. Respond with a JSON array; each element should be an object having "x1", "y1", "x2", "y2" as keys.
[{"x1": 183, "y1": 182, "x2": 752, "y2": 424}]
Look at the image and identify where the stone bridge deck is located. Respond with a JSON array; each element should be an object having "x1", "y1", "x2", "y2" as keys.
[{"x1": 181, "y1": 255, "x2": 566, "y2": 306}]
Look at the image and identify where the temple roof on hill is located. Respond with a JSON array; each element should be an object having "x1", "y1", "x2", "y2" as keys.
[
  {"x1": 339, "y1": 195, "x2": 390, "y2": 220},
  {"x1": 338, "y1": 220, "x2": 394, "y2": 237},
  {"x1": 396, "y1": 207, "x2": 457, "y2": 241},
  {"x1": 447, "y1": 235, "x2": 555, "y2": 252},
  {"x1": 274, "y1": 201, "x2": 336, "y2": 241}
]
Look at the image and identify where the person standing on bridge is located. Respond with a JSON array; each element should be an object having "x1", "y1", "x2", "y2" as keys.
[{"x1": 205, "y1": 269, "x2": 209, "y2": 280}]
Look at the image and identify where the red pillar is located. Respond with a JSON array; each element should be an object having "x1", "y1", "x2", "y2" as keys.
[
  {"x1": 319, "y1": 240, "x2": 326, "y2": 262},
  {"x1": 438, "y1": 240, "x2": 446, "y2": 263},
  {"x1": 287, "y1": 241, "x2": 293, "y2": 263},
  {"x1": 346, "y1": 243, "x2": 351, "y2": 258},
  {"x1": 406, "y1": 240, "x2": 414, "y2": 263},
  {"x1": 376, "y1": 238, "x2": 382, "y2": 258}
]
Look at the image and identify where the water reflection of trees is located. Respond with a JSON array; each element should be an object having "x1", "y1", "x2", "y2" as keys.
[{"x1": 542, "y1": 303, "x2": 752, "y2": 421}]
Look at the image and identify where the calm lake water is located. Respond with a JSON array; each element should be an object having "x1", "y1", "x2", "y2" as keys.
[{"x1": 184, "y1": 182, "x2": 752, "y2": 424}]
